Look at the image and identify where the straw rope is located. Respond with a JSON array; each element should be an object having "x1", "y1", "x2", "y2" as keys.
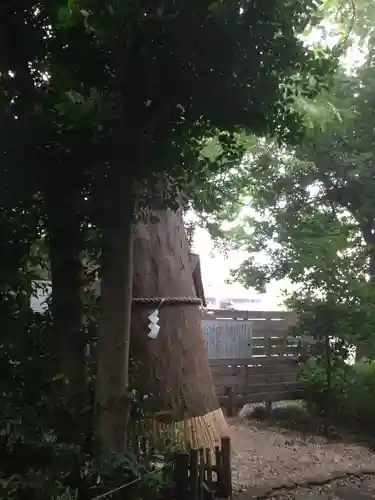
[
  {"x1": 131, "y1": 296, "x2": 222, "y2": 448},
  {"x1": 132, "y1": 296, "x2": 202, "y2": 306}
]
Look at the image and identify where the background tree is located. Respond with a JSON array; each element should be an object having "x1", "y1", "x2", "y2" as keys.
[{"x1": 204, "y1": 41, "x2": 375, "y2": 360}]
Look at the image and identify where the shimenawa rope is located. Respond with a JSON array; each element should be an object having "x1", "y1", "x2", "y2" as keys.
[{"x1": 132, "y1": 296, "x2": 202, "y2": 306}]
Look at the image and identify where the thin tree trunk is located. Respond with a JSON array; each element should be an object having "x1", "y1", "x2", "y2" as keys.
[
  {"x1": 130, "y1": 204, "x2": 227, "y2": 447},
  {"x1": 46, "y1": 187, "x2": 85, "y2": 400},
  {"x1": 369, "y1": 244, "x2": 375, "y2": 284},
  {"x1": 95, "y1": 176, "x2": 134, "y2": 453},
  {"x1": 356, "y1": 241, "x2": 375, "y2": 361}
]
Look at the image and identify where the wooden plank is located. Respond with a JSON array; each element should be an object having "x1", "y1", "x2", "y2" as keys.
[
  {"x1": 213, "y1": 380, "x2": 300, "y2": 397},
  {"x1": 203, "y1": 309, "x2": 297, "y2": 321},
  {"x1": 204, "y1": 319, "x2": 296, "y2": 334},
  {"x1": 205, "y1": 448, "x2": 213, "y2": 488},
  {"x1": 250, "y1": 346, "x2": 300, "y2": 356},
  {"x1": 220, "y1": 437, "x2": 232, "y2": 498},
  {"x1": 203, "y1": 319, "x2": 253, "y2": 359},
  {"x1": 212, "y1": 373, "x2": 298, "y2": 390},
  {"x1": 246, "y1": 363, "x2": 298, "y2": 375},
  {"x1": 210, "y1": 365, "x2": 246, "y2": 376},
  {"x1": 174, "y1": 453, "x2": 190, "y2": 500},
  {"x1": 249, "y1": 321, "x2": 296, "y2": 333},
  {"x1": 250, "y1": 336, "x2": 300, "y2": 347},
  {"x1": 209, "y1": 356, "x2": 299, "y2": 367},
  {"x1": 210, "y1": 362, "x2": 298, "y2": 375},
  {"x1": 212, "y1": 374, "x2": 241, "y2": 388},
  {"x1": 213, "y1": 381, "x2": 295, "y2": 396},
  {"x1": 189, "y1": 449, "x2": 199, "y2": 500},
  {"x1": 240, "y1": 381, "x2": 300, "y2": 396},
  {"x1": 248, "y1": 372, "x2": 298, "y2": 384},
  {"x1": 213, "y1": 372, "x2": 298, "y2": 387},
  {"x1": 210, "y1": 368, "x2": 297, "y2": 381},
  {"x1": 219, "y1": 390, "x2": 302, "y2": 406}
]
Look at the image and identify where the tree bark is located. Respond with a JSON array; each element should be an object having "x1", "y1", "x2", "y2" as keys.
[
  {"x1": 95, "y1": 176, "x2": 134, "y2": 454},
  {"x1": 356, "y1": 239, "x2": 375, "y2": 361},
  {"x1": 369, "y1": 244, "x2": 375, "y2": 284},
  {"x1": 46, "y1": 187, "x2": 85, "y2": 400},
  {"x1": 130, "y1": 206, "x2": 227, "y2": 446}
]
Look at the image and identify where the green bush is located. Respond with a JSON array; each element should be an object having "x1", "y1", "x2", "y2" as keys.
[
  {"x1": 0, "y1": 441, "x2": 171, "y2": 500},
  {"x1": 0, "y1": 309, "x2": 173, "y2": 500},
  {"x1": 300, "y1": 358, "x2": 375, "y2": 434}
]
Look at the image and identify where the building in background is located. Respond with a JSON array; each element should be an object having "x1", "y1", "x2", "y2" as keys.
[
  {"x1": 203, "y1": 281, "x2": 284, "y2": 311},
  {"x1": 189, "y1": 226, "x2": 288, "y2": 311}
]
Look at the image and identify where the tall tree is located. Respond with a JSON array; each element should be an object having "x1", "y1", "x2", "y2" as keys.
[
  {"x1": 214, "y1": 46, "x2": 375, "y2": 358},
  {"x1": 1, "y1": 0, "x2": 338, "y2": 452}
]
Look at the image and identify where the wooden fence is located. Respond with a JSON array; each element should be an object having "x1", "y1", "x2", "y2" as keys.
[
  {"x1": 127, "y1": 422, "x2": 232, "y2": 500},
  {"x1": 203, "y1": 309, "x2": 309, "y2": 411},
  {"x1": 174, "y1": 436, "x2": 232, "y2": 500}
]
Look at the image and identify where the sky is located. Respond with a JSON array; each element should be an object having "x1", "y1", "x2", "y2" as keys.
[{"x1": 191, "y1": 225, "x2": 291, "y2": 310}]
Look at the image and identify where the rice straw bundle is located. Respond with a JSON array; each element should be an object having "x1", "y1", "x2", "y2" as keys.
[
  {"x1": 138, "y1": 408, "x2": 228, "y2": 450},
  {"x1": 131, "y1": 206, "x2": 227, "y2": 450}
]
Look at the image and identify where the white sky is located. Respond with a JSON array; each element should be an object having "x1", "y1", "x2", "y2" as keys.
[{"x1": 191, "y1": 225, "x2": 291, "y2": 309}]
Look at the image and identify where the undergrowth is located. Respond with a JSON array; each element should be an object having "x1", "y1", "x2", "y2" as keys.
[
  {"x1": 0, "y1": 309, "x2": 174, "y2": 500},
  {"x1": 250, "y1": 360, "x2": 375, "y2": 442},
  {"x1": 300, "y1": 358, "x2": 375, "y2": 435}
]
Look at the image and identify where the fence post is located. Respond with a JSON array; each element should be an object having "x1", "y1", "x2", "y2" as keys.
[
  {"x1": 265, "y1": 400, "x2": 272, "y2": 414},
  {"x1": 220, "y1": 437, "x2": 232, "y2": 498},
  {"x1": 265, "y1": 337, "x2": 273, "y2": 415},
  {"x1": 215, "y1": 445, "x2": 222, "y2": 488},
  {"x1": 205, "y1": 447, "x2": 213, "y2": 488},
  {"x1": 226, "y1": 387, "x2": 237, "y2": 417},
  {"x1": 174, "y1": 452, "x2": 190, "y2": 500},
  {"x1": 189, "y1": 448, "x2": 199, "y2": 500},
  {"x1": 199, "y1": 448, "x2": 205, "y2": 500}
]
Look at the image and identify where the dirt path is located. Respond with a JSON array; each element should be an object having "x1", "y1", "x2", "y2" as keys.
[{"x1": 228, "y1": 417, "x2": 375, "y2": 498}]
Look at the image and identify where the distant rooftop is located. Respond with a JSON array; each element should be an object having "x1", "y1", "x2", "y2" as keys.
[{"x1": 203, "y1": 282, "x2": 285, "y2": 311}]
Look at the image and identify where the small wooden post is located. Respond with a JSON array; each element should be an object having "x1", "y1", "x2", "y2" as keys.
[
  {"x1": 265, "y1": 337, "x2": 273, "y2": 415},
  {"x1": 226, "y1": 387, "x2": 237, "y2": 417},
  {"x1": 189, "y1": 448, "x2": 199, "y2": 500},
  {"x1": 205, "y1": 447, "x2": 213, "y2": 488},
  {"x1": 141, "y1": 435, "x2": 148, "y2": 459},
  {"x1": 215, "y1": 445, "x2": 222, "y2": 491},
  {"x1": 265, "y1": 400, "x2": 272, "y2": 415},
  {"x1": 220, "y1": 437, "x2": 232, "y2": 498},
  {"x1": 202, "y1": 482, "x2": 214, "y2": 500},
  {"x1": 199, "y1": 448, "x2": 205, "y2": 500},
  {"x1": 132, "y1": 434, "x2": 140, "y2": 459},
  {"x1": 174, "y1": 452, "x2": 190, "y2": 500}
]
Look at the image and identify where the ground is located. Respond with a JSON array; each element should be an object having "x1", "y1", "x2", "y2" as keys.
[{"x1": 229, "y1": 415, "x2": 375, "y2": 499}]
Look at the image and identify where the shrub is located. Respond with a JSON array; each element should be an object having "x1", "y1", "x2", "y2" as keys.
[
  {"x1": 0, "y1": 439, "x2": 173, "y2": 500},
  {"x1": 300, "y1": 358, "x2": 375, "y2": 434}
]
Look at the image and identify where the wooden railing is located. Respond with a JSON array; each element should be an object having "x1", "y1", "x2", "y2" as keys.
[
  {"x1": 127, "y1": 424, "x2": 233, "y2": 500},
  {"x1": 202, "y1": 309, "x2": 308, "y2": 412},
  {"x1": 174, "y1": 436, "x2": 232, "y2": 500},
  {"x1": 210, "y1": 357, "x2": 302, "y2": 415}
]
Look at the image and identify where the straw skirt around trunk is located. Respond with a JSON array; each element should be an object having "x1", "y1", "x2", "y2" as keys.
[{"x1": 130, "y1": 208, "x2": 228, "y2": 447}]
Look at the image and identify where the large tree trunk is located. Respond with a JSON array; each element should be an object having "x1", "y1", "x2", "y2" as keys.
[
  {"x1": 46, "y1": 186, "x2": 85, "y2": 401},
  {"x1": 130, "y1": 207, "x2": 227, "y2": 447},
  {"x1": 95, "y1": 177, "x2": 134, "y2": 453}
]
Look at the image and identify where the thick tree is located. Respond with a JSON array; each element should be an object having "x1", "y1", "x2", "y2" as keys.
[
  {"x1": 0, "y1": 2, "x2": 86, "y2": 405},
  {"x1": 86, "y1": 1, "x2": 337, "y2": 450},
  {"x1": 1, "y1": 0, "x2": 337, "y2": 452}
]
